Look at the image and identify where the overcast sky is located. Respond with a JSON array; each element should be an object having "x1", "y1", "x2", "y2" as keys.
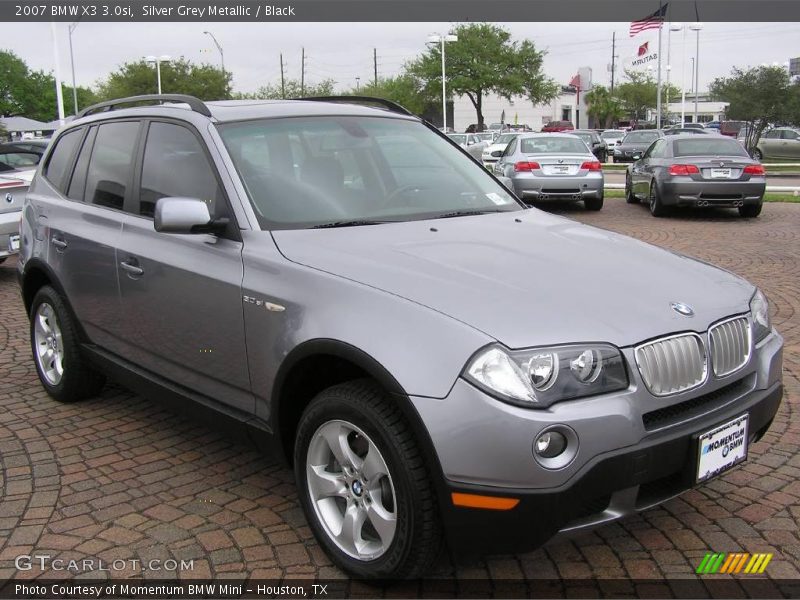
[{"x1": 4, "y1": 22, "x2": 797, "y2": 99}]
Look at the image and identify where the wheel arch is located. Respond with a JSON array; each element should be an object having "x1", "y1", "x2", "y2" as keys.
[{"x1": 21, "y1": 259, "x2": 90, "y2": 342}]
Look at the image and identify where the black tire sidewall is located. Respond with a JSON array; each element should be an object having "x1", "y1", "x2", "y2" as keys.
[{"x1": 294, "y1": 387, "x2": 426, "y2": 579}]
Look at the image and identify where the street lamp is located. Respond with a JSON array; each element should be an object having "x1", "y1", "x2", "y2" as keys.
[
  {"x1": 669, "y1": 23, "x2": 685, "y2": 124},
  {"x1": 203, "y1": 31, "x2": 225, "y2": 77},
  {"x1": 355, "y1": 77, "x2": 361, "y2": 92},
  {"x1": 689, "y1": 23, "x2": 703, "y2": 123},
  {"x1": 146, "y1": 55, "x2": 171, "y2": 94},
  {"x1": 68, "y1": 22, "x2": 79, "y2": 115},
  {"x1": 427, "y1": 33, "x2": 458, "y2": 132}
]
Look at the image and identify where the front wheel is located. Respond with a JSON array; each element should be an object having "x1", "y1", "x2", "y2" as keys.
[
  {"x1": 739, "y1": 202, "x2": 763, "y2": 218},
  {"x1": 625, "y1": 175, "x2": 638, "y2": 204},
  {"x1": 648, "y1": 183, "x2": 668, "y2": 217},
  {"x1": 294, "y1": 380, "x2": 443, "y2": 579}
]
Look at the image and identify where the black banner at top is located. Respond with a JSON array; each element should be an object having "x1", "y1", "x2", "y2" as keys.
[{"x1": 2, "y1": 0, "x2": 800, "y2": 22}]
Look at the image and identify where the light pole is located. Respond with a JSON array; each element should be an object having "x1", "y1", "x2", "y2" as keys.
[
  {"x1": 203, "y1": 31, "x2": 225, "y2": 77},
  {"x1": 355, "y1": 77, "x2": 361, "y2": 92},
  {"x1": 146, "y1": 55, "x2": 171, "y2": 95},
  {"x1": 669, "y1": 23, "x2": 683, "y2": 125},
  {"x1": 68, "y1": 22, "x2": 79, "y2": 115},
  {"x1": 428, "y1": 33, "x2": 458, "y2": 132},
  {"x1": 689, "y1": 23, "x2": 703, "y2": 123}
]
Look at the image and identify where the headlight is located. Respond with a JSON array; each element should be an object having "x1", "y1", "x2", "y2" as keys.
[
  {"x1": 464, "y1": 343, "x2": 629, "y2": 408},
  {"x1": 750, "y1": 289, "x2": 771, "y2": 343}
]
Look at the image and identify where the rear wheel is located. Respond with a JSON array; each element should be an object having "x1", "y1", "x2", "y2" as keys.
[
  {"x1": 584, "y1": 195, "x2": 603, "y2": 211},
  {"x1": 752, "y1": 148, "x2": 763, "y2": 161},
  {"x1": 625, "y1": 175, "x2": 638, "y2": 204},
  {"x1": 739, "y1": 202, "x2": 763, "y2": 218},
  {"x1": 0, "y1": 257, "x2": 6, "y2": 265},
  {"x1": 294, "y1": 380, "x2": 443, "y2": 579},
  {"x1": 30, "y1": 286, "x2": 105, "y2": 402},
  {"x1": 648, "y1": 183, "x2": 668, "y2": 217}
]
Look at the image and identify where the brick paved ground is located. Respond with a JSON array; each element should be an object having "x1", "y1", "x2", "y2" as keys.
[{"x1": 0, "y1": 200, "x2": 798, "y2": 591}]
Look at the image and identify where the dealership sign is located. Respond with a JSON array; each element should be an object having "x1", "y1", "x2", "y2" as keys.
[{"x1": 630, "y1": 40, "x2": 659, "y2": 69}]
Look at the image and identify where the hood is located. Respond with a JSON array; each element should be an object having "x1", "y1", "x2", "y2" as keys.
[{"x1": 272, "y1": 211, "x2": 754, "y2": 349}]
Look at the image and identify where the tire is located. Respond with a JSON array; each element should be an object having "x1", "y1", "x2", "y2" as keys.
[
  {"x1": 752, "y1": 148, "x2": 763, "y2": 161},
  {"x1": 648, "y1": 182, "x2": 668, "y2": 217},
  {"x1": 625, "y1": 175, "x2": 638, "y2": 204},
  {"x1": 739, "y1": 202, "x2": 763, "y2": 218},
  {"x1": 612, "y1": 157, "x2": 617, "y2": 163},
  {"x1": 584, "y1": 195, "x2": 604, "y2": 211},
  {"x1": 0, "y1": 257, "x2": 6, "y2": 265},
  {"x1": 29, "y1": 285, "x2": 105, "y2": 402},
  {"x1": 294, "y1": 379, "x2": 443, "y2": 579}
]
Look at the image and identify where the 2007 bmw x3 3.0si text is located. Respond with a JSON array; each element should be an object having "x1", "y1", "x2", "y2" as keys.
[{"x1": 17, "y1": 94, "x2": 783, "y2": 579}]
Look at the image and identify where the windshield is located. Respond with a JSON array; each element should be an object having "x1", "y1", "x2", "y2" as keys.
[
  {"x1": 218, "y1": 116, "x2": 521, "y2": 230},
  {"x1": 623, "y1": 131, "x2": 660, "y2": 143},
  {"x1": 673, "y1": 138, "x2": 750, "y2": 157},
  {"x1": 601, "y1": 131, "x2": 622, "y2": 140},
  {"x1": 477, "y1": 133, "x2": 494, "y2": 141},
  {"x1": 573, "y1": 133, "x2": 593, "y2": 144},
  {"x1": 448, "y1": 134, "x2": 467, "y2": 144},
  {"x1": 520, "y1": 136, "x2": 588, "y2": 154},
  {"x1": 496, "y1": 134, "x2": 517, "y2": 144}
]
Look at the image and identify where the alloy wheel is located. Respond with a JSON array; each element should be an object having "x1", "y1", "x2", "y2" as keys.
[
  {"x1": 34, "y1": 302, "x2": 64, "y2": 385},
  {"x1": 306, "y1": 420, "x2": 397, "y2": 561}
]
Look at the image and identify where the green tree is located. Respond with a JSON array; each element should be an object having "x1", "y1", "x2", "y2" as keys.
[
  {"x1": 244, "y1": 78, "x2": 335, "y2": 100},
  {"x1": 710, "y1": 65, "x2": 800, "y2": 153},
  {"x1": 96, "y1": 58, "x2": 231, "y2": 101},
  {"x1": 584, "y1": 85, "x2": 625, "y2": 128},
  {"x1": 408, "y1": 23, "x2": 559, "y2": 127},
  {"x1": 615, "y1": 70, "x2": 680, "y2": 123},
  {"x1": 350, "y1": 74, "x2": 429, "y2": 115},
  {"x1": 0, "y1": 50, "x2": 29, "y2": 116}
]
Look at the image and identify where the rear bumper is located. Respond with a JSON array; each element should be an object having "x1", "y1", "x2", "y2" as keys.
[
  {"x1": 660, "y1": 179, "x2": 766, "y2": 207},
  {"x1": 440, "y1": 381, "x2": 783, "y2": 556},
  {"x1": 0, "y1": 210, "x2": 21, "y2": 257},
  {"x1": 512, "y1": 173, "x2": 604, "y2": 201}
]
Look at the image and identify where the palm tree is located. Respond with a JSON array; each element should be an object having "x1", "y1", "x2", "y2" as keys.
[{"x1": 584, "y1": 85, "x2": 626, "y2": 128}]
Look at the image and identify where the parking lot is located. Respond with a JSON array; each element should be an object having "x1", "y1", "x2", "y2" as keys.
[{"x1": 0, "y1": 200, "x2": 798, "y2": 592}]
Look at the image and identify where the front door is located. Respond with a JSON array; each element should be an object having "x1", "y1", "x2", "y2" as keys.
[{"x1": 115, "y1": 120, "x2": 253, "y2": 413}]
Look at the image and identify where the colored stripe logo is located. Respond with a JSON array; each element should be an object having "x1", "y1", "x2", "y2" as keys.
[{"x1": 696, "y1": 552, "x2": 772, "y2": 574}]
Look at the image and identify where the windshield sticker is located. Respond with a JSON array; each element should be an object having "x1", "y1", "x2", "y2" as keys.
[{"x1": 486, "y1": 192, "x2": 510, "y2": 206}]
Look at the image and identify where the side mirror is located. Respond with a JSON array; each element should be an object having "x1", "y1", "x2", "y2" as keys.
[
  {"x1": 491, "y1": 150, "x2": 503, "y2": 157},
  {"x1": 632, "y1": 152, "x2": 643, "y2": 161},
  {"x1": 616, "y1": 140, "x2": 622, "y2": 145},
  {"x1": 154, "y1": 197, "x2": 226, "y2": 234}
]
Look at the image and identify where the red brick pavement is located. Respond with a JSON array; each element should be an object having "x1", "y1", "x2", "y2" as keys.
[{"x1": 0, "y1": 200, "x2": 797, "y2": 589}]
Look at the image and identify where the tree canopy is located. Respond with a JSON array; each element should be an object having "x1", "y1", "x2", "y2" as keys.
[
  {"x1": 349, "y1": 74, "x2": 429, "y2": 115},
  {"x1": 614, "y1": 70, "x2": 680, "y2": 124},
  {"x1": 584, "y1": 85, "x2": 625, "y2": 128},
  {"x1": 236, "y1": 78, "x2": 336, "y2": 100},
  {"x1": 95, "y1": 58, "x2": 231, "y2": 102},
  {"x1": 408, "y1": 23, "x2": 559, "y2": 127},
  {"x1": 710, "y1": 65, "x2": 800, "y2": 152}
]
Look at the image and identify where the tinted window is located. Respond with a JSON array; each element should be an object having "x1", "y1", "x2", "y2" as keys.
[
  {"x1": 0, "y1": 151, "x2": 40, "y2": 168},
  {"x1": 673, "y1": 138, "x2": 749, "y2": 157},
  {"x1": 140, "y1": 122, "x2": 223, "y2": 219},
  {"x1": 519, "y1": 136, "x2": 588, "y2": 154},
  {"x1": 44, "y1": 129, "x2": 82, "y2": 192},
  {"x1": 623, "y1": 131, "x2": 661, "y2": 143},
  {"x1": 84, "y1": 122, "x2": 139, "y2": 210},
  {"x1": 67, "y1": 127, "x2": 97, "y2": 201}
]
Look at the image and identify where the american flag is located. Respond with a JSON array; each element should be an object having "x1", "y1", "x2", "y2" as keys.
[{"x1": 630, "y1": 3, "x2": 668, "y2": 37}]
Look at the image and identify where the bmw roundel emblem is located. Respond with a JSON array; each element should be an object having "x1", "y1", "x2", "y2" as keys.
[{"x1": 670, "y1": 301, "x2": 695, "y2": 317}]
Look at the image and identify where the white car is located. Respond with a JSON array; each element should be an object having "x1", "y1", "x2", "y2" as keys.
[
  {"x1": 481, "y1": 132, "x2": 520, "y2": 165},
  {"x1": 0, "y1": 168, "x2": 34, "y2": 263},
  {"x1": 601, "y1": 129, "x2": 626, "y2": 148}
]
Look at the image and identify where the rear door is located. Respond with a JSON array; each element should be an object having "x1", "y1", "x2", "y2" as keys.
[
  {"x1": 759, "y1": 129, "x2": 782, "y2": 159},
  {"x1": 778, "y1": 129, "x2": 800, "y2": 159},
  {"x1": 115, "y1": 119, "x2": 252, "y2": 412},
  {"x1": 36, "y1": 123, "x2": 135, "y2": 354}
]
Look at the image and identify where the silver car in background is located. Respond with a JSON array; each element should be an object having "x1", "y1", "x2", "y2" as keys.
[
  {"x1": 494, "y1": 133, "x2": 605, "y2": 210},
  {"x1": 626, "y1": 135, "x2": 767, "y2": 217},
  {"x1": 447, "y1": 132, "x2": 488, "y2": 162},
  {"x1": 481, "y1": 132, "x2": 519, "y2": 166}
]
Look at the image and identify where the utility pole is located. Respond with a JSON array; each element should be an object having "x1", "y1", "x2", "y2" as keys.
[
  {"x1": 51, "y1": 22, "x2": 66, "y2": 125},
  {"x1": 280, "y1": 53, "x2": 286, "y2": 99},
  {"x1": 300, "y1": 47, "x2": 305, "y2": 96},
  {"x1": 373, "y1": 48, "x2": 378, "y2": 87},
  {"x1": 610, "y1": 32, "x2": 616, "y2": 92}
]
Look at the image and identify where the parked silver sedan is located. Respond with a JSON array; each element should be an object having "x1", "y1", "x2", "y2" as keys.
[
  {"x1": 494, "y1": 133, "x2": 604, "y2": 210},
  {"x1": 625, "y1": 135, "x2": 766, "y2": 218},
  {"x1": 447, "y1": 133, "x2": 488, "y2": 162}
]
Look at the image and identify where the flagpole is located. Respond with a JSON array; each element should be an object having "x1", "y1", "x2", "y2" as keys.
[{"x1": 655, "y1": 3, "x2": 663, "y2": 129}]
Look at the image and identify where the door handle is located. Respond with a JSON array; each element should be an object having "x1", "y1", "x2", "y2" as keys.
[
  {"x1": 51, "y1": 237, "x2": 67, "y2": 249},
  {"x1": 120, "y1": 259, "x2": 144, "y2": 276}
]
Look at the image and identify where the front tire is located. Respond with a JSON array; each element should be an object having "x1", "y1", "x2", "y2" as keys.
[
  {"x1": 29, "y1": 286, "x2": 105, "y2": 402},
  {"x1": 625, "y1": 175, "x2": 638, "y2": 204},
  {"x1": 648, "y1": 183, "x2": 668, "y2": 217},
  {"x1": 739, "y1": 202, "x2": 763, "y2": 218},
  {"x1": 294, "y1": 380, "x2": 443, "y2": 579}
]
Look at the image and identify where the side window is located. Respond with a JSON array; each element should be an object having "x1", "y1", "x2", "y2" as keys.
[
  {"x1": 644, "y1": 140, "x2": 663, "y2": 159},
  {"x1": 503, "y1": 138, "x2": 517, "y2": 157},
  {"x1": 44, "y1": 129, "x2": 82, "y2": 193},
  {"x1": 764, "y1": 130, "x2": 780, "y2": 139},
  {"x1": 84, "y1": 122, "x2": 140, "y2": 210},
  {"x1": 139, "y1": 122, "x2": 224, "y2": 219},
  {"x1": 67, "y1": 127, "x2": 97, "y2": 202},
  {"x1": 783, "y1": 130, "x2": 799, "y2": 140}
]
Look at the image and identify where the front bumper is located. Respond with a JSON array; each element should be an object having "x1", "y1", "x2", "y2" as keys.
[
  {"x1": 512, "y1": 172, "x2": 604, "y2": 202},
  {"x1": 659, "y1": 179, "x2": 766, "y2": 207},
  {"x1": 411, "y1": 330, "x2": 783, "y2": 555},
  {"x1": 0, "y1": 210, "x2": 21, "y2": 258}
]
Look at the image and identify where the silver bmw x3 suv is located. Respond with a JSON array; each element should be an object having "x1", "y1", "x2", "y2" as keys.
[{"x1": 17, "y1": 95, "x2": 783, "y2": 579}]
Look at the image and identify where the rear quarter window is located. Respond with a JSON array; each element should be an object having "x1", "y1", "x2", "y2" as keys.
[
  {"x1": 44, "y1": 129, "x2": 83, "y2": 193},
  {"x1": 673, "y1": 139, "x2": 750, "y2": 157}
]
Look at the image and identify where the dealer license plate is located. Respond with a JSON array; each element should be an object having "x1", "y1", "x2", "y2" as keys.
[
  {"x1": 710, "y1": 168, "x2": 732, "y2": 178},
  {"x1": 8, "y1": 234, "x2": 19, "y2": 253},
  {"x1": 696, "y1": 414, "x2": 748, "y2": 483}
]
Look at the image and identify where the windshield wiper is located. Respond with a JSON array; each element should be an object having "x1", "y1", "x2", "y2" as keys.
[
  {"x1": 434, "y1": 209, "x2": 506, "y2": 219},
  {"x1": 312, "y1": 219, "x2": 385, "y2": 229}
]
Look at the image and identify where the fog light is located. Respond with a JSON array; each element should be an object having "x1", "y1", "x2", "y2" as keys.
[{"x1": 534, "y1": 431, "x2": 567, "y2": 458}]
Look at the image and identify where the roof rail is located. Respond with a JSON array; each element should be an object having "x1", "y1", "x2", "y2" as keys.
[
  {"x1": 293, "y1": 95, "x2": 415, "y2": 117},
  {"x1": 76, "y1": 94, "x2": 212, "y2": 119}
]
